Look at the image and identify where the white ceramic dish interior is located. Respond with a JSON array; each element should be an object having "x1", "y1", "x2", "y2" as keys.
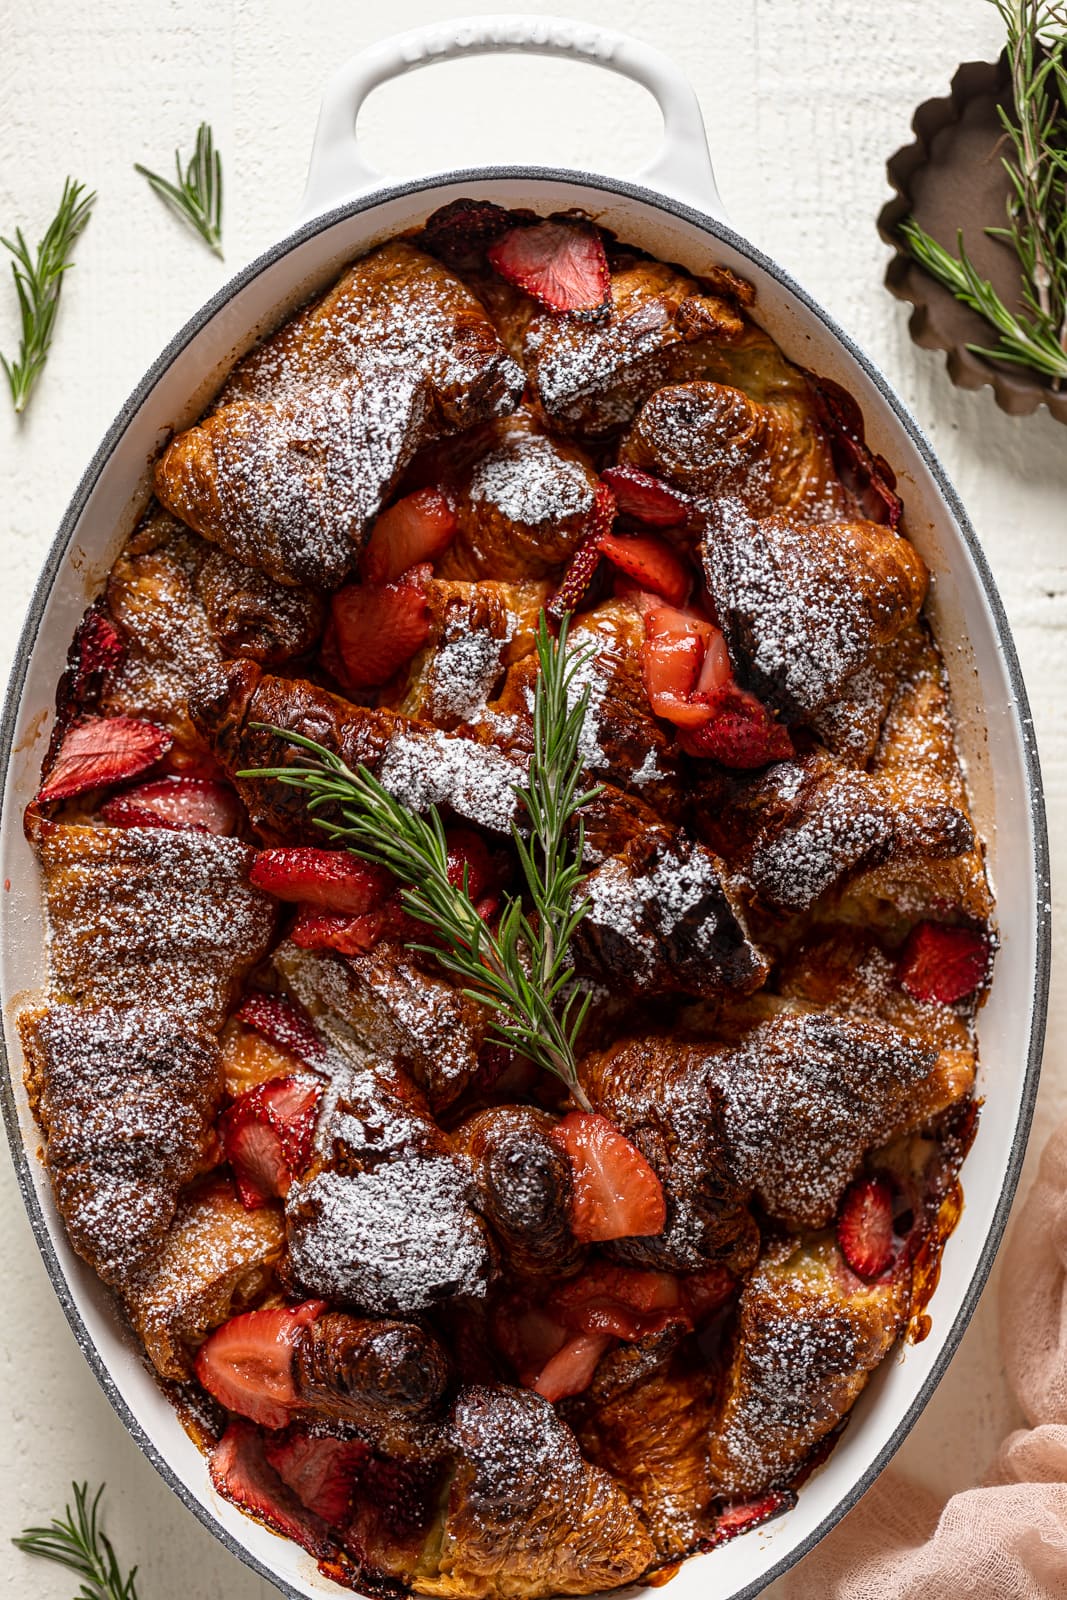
[{"x1": 0, "y1": 17, "x2": 1050, "y2": 1600}]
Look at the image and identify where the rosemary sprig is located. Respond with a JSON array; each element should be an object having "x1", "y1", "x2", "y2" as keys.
[
  {"x1": 1, "y1": 178, "x2": 95, "y2": 414},
  {"x1": 899, "y1": 219, "x2": 1067, "y2": 379},
  {"x1": 239, "y1": 613, "x2": 602, "y2": 1106},
  {"x1": 135, "y1": 121, "x2": 223, "y2": 258},
  {"x1": 12, "y1": 1481, "x2": 139, "y2": 1600}
]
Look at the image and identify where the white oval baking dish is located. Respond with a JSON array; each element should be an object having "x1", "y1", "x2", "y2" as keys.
[{"x1": 0, "y1": 17, "x2": 1051, "y2": 1600}]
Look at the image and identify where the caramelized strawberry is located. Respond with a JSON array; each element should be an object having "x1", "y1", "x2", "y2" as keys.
[
  {"x1": 290, "y1": 907, "x2": 384, "y2": 956},
  {"x1": 250, "y1": 849, "x2": 393, "y2": 914},
  {"x1": 211, "y1": 1422, "x2": 333, "y2": 1557},
  {"x1": 712, "y1": 1489, "x2": 795, "y2": 1544},
  {"x1": 360, "y1": 489, "x2": 457, "y2": 585},
  {"x1": 220, "y1": 1077, "x2": 322, "y2": 1208},
  {"x1": 421, "y1": 197, "x2": 515, "y2": 268},
  {"x1": 547, "y1": 536, "x2": 603, "y2": 624},
  {"x1": 446, "y1": 828, "x2": 496, "y2": 904},
  {"x1": 532, "y1": 1333, "x2": 613, "y2": 1402},
  {"x1": 601, "y1": 465, "x2": 691, "y2": 529},
  {"x1": 64, "y1": 605, "x2": 125, "y2": 708},
  {"x1": 898, "y1": 921, "x2": 991, "y2": 1005},
  {"x1": 551, "y1": 1112, "x2": 666, "y2": 1243},
  {"x1": 488, "y1": 219, "x2": 611, "y2": 313},
  {"x1": 38, "y1": 715, "x2": 172, "y2": 803},
  {"x1": 641, "y1": 603, "x2": 730, "y2": 727},
  {"x1": 236, "y1": 994, "x2": 325, "y2": 1065},
  {"x1": 264, "y1": 1427, "x2": 370, "y2": 1527},
  {"x1": 101, "y1": 775, "x2": 239, "y2": 835},
  {"x1": 678, "y1": 683, "x2": 794, "y2": 768},
  {"x1": 328, "y1": 577, "x2": 430, "y2": 689},
  {"x1": 196, "y1": 1301, "x2": 324, "y2": 1428},
  {"x1": 598, "y1": 532, "x2": 691, "y2": 606},
  {"x1": 837, "y1": 1175, "x2": 895, "y2": 1279},
  {"x1": 550, "y1": 1264, "x2": 689, "y2": 1340}
]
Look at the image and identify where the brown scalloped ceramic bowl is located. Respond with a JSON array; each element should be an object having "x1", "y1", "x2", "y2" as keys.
[{"x1": 878, "y1": 54, "x2": 1067, "y2": 426}]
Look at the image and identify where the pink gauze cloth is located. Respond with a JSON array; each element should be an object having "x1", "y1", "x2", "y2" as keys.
[{"x1": 781, "y1": 1118, "x2": 1067, "y2": 1599}]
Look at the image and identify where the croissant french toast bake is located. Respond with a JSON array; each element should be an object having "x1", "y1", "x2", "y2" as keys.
[{"x1": 19, "y1": 200, "x2": 995, "y2": 1597}]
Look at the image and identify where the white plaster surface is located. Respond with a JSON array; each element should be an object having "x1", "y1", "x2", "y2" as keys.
[{"x1": 0, "y1": 0, "x2": 1063, "y2": 1595}]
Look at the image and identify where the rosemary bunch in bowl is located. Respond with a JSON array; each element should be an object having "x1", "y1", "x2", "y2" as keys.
[
  {"x1": 241, "y1": 612, "x2": 602, "y2": 1109},
  {"x1": 900, "y1": 0, "x2": 1067, "y2": 383}
]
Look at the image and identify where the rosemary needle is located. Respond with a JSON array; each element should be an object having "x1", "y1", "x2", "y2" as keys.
[
  {"x1": 12, "y1": 1481, "x2": 139, "y2": 1600},
  {"x1": 1, "y1": 178, "x2": 95, "y2": 415},
  {"x1": 239, "y1": 612, "x2": 603, "y2": 1106},
  {"x1": 135, "y1": 121, "x2": 223, "y2": 258}
]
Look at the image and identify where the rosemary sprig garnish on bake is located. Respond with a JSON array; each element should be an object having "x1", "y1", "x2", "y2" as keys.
[
  {"x1": 898, "y1": 1, "x2": 1067, "y2": 383},
  {"x1": 12, "y1": 1481, "x2": 139, "y2": 1600},
  {"x1": 1, "y1": 178, "x2": 95, "y2": 414},
  {"x1": 241, "y1": 612, "x2": 602, "y2": 1107},
  {"x1": 135, "y1": 121, "x2": 224, "y2": 258}
]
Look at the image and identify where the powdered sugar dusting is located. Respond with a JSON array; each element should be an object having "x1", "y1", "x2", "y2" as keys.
[{"x1": 378, "y1": 725, "x2": 525, "y2": 835}]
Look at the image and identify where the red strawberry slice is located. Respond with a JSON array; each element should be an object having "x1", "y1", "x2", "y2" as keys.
[
  {"x1": 898, "y1": 921, "x2": 991, "y2": 1005},
  {"x1": 598, "y1": 532, "x2": 691, "y2": 607},
  {"x1": 601, "y1": 465, "x2": 692, "y2": 529},
  {"x1": 38, "y1": 715, "x2": 173, "y2": 804},
  {"x1": 101, "y1": 775, "x2": 240, "y2": 835},
  {"x1": 547, "y1": 536, "x2": 603, "y2": 624},
  {"x1": 551, "y1": 1111, "x2": 666, "y2": 1243},
  {"x1": 264, "y1": 1428, "x2": 370, "y2": 1527},
  {"x1": 236, "y1": 994, "x2": 326, "y2": 1064},
  {"x1": 531, "y1": 1332, "x2": 613, "y2": 1402},
  {"x1": 250, "y1": 848, "x2": 393, "y2": 914},
  {"x1": 422, "y1": 197, "x2": 516, "y2": 268},
  {"x1": 837, "y1": 1174, "x2": 895, "y2": 1279},
  {"x1": 806, "y1": 372, "x2": 902, "y2": 527},
  {"x1": 328, "y1": 577, "x2": 431, "y2": 690},
  {"x1": 550, "y1": 1264, "x2": 689, "y2": 1341},
  {"x1": 446, "y1": 828, "x2": 497, "y2": 904},
  {"x1": 641, "y1": 603, "x2": 730, "y2": 727},
  {"x1": 196, "y1": 1301, "x2": 324, "y2": 1428},
  {"x1": 65, "y1": 605, "x2": 125, "y2": 706},
  {"x1": 712, "y1": 1489, "x2": 795, "y2": 1545},
  {"x1": 678, "y1": 683, "x2": 794, "y2": 768},
  {"x1": 290, "y1": 907, "x2": 385, "y2": 957},
  {"x1": 360, "y1": 489, "x2": 457, "y2": 586},
  {"x1": 211, "y1": 1422, "x2": 333, "y2": 1558},
  {"x1": 220, "y1": 1076, "x2": 322, "y2": 1208},
  {"x1": 488, "y1": 219, "x2": 611, "y2": 314}
]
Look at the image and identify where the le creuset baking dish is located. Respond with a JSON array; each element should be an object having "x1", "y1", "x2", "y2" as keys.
[{"x1": 0, "y1": 16, "x2": 1051, "y2": 1600}]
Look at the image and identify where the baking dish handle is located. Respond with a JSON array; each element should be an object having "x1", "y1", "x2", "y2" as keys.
[{"x1": 298, "y1": 14, "x2": 726, "y2": 225}]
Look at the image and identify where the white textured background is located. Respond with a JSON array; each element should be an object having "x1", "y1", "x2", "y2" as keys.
[{"x1": 1, "y1": 1, "x2": 1064, "y2": 1595}]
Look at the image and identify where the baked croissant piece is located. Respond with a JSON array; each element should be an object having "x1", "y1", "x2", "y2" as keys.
[
  {"x1": 700, "y1": 506, "x2": 928, "y2": 720},
  {"x1": 19, "y1": 1004, "x2": 222, "y2": 1289},
  {"x1": 195, "y1": 547, "x2": 326, "y2": 664},
  {"x1": 156, "y1": 243, "x2": 524, "y2": 589},
  {"x1": 455, "y1": 1107, "x2": 580, "y2": 1278},
  {"x1": 620, "y1": 379, "x2": 848, "y2": 522},
  {"x1": 708, "y1": 1233, "x2": 907, "y2": 1494}
]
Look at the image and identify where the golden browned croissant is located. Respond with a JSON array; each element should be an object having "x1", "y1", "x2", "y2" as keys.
[
  {"x1": 19, "y1": 1004, "x2": 223, "y2": 1291},
  {"x1": 413, "y1": 1384, "x2": 654, "y2": 1598},
  {"x1": 395, "y1": 576, "x2": 549, "y2": 729},
  {"x1": 121, "y1": 1175, "x2": 285, "y2": 1376},
  {"x1": 701, "y1": 507, "x2": 928, "y2": 719},
  {"x1": 620, "y1": 379, "x2": 847, "y2": 522},
  {"x1": 156, "y1": 244, "x2": 524, "y2": 589},
  {"x1": 708, "y1": 1234, "x2": 907, "y2": 1494},
  {"x1": 454, "y1": 1107, "x2": 580, "y2": 1278},
  {"x1": 195, "y1": 546, "x2": 326, "y2": 664}
]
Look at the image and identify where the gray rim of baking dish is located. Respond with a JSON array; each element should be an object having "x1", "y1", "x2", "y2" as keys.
[{"x1": 0, "y1": 165, "x2": 1052, "y2": 1600}]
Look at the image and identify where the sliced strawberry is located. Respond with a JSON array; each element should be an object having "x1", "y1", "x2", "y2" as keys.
[
  {"x1": 196, "y1": 1301, "x2": 324, "y2": 1428},
  {"x1": 290, "y1": 906, "x2": 385, "y2": 956},
  {"x1": 488, "y1": 219, "x2": 610, "y2": 314},
  {"x1": 678, "y1": 683, "x2": 793, "y2": 768},
  {"x1": 421, "y1": 197, "x2": 516, "y2": 268},
  {"x1": 236, "y1": 994, "x2": 325, "y2": 1065},
  {"x1": 837, "y1": 1174, "x2": 895, "y2": 1279},
  {"x1": 65, "y1": 605, "x2": 125, "y2": 706},
  {"x1": 806, "y1": 372, "x2": 902, "y2": 527},
  {"x1": 551, "y1": 1111, "x2": 666, "y2": 1243},
  {"x1": 641, "y1": 603, "x2": 730, "y2": 727},
  {"x1": 38, "y1": 715, "x2": 172, "y2": 804},
  {"x1": 100, "y1": 775, "x2": 239, "y2": 835},
  {"x1": 328, "y1": 578, "x2": 430, "y2": 690},
  {"x1": 250, "y1": 848, "x2": 393, "y2": 914},
  {"x1": 598, "y1": 532, "x2": 691, "y2": 607},
  {"x1": 360, "y1": 489, "x2": 457, "y2": 586},
  {"x1": 712, "y1": 1489, "x2": 795, "y2": 1545},
  {"x1": 898, "y1": 921, "x2": 991, "y2": 1005},
  {"x1": 601, "y1": 465, "x2": 692, "y2": 529},
  {"x1": 550, "y1": 1264, "x2": 689, "y2": 1340},
  {"x1": 547, "y1": 536, "x2": 603, "y2": 624},
  {"x1": 532, "y1": 1333, "x2": 613, "y2": 1403},
  {"x1": 211, "y1": 1421, "x2": 333, "y2": 1558},
  {"x1": 446, "y1": 828, "x2": 496, "y2": 904},
  {"x1": 682, "y1": 1265, "x2": 738, "y2": 1323},
  {"x1": 264, "y1": 1427, "x2": 370, "y2": 1528},
  {"x1": 220, "y1": 1077, "x2": 322, "y2": 1208}
]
